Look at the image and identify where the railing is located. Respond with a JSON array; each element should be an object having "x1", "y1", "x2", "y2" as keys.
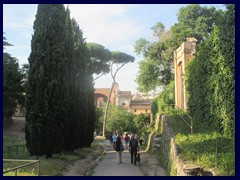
[
  {"x1": 159, "y1": 104, "x2": 193, "y2": 134},
  {"x1": 3, "y1": 144, "x2": 26, "y2": 156},
  {"x1": 3, "y1": 159, "x2": 40, "y2": 176}
]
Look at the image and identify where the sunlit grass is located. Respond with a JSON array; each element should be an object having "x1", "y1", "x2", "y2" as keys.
[{"x1": 3, "y1": 169, "x2": 37, "y2": 176}]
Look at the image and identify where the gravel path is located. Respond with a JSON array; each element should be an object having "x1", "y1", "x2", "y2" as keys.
[
  {"x1": 92, "y1": 148, "x2": 143, "y2": 176},
  {"x1": 92, "y1": 140, "x2": 167, "y2": 176}
]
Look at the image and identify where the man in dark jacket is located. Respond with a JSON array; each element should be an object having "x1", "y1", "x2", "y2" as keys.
[{"x1": 129, "y1": 134, "x2": 139, "y2": 166}]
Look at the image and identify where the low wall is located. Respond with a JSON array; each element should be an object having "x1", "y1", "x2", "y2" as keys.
[
  {"x1": 156, "y1": 115, "x2": 186, "y2": 175},
  {"x1": 154, "y1": 114, "x2": 214, "y2": 176}
]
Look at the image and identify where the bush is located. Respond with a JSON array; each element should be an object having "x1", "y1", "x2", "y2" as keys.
[{"x1": 168, "y1": 115, "x2": 235, "y2": 176}]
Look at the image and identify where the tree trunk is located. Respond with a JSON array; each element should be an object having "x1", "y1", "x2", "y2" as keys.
[
  {"x1": 102, "y1": 62, "x2": 125, "y2": 137},
  {"x1": 102, "y1": 79, "x2": 115, "y2": 137}
]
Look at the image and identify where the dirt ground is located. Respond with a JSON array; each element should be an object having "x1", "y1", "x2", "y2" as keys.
[
  {"x1": 62, "y1": 145, "x2": 105, "y2": 176},
  {"x1": 138, "y1": 150, "x2": 167, "y2": 176}
]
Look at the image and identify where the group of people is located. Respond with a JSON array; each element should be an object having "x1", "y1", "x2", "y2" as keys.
[{"x1": 108, "y1": 132, "x2": 140, "y2": 166}]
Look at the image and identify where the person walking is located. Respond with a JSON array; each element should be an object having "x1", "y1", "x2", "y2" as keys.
[
  {"x1": 112, "y1": 132, "x2": 117, "y2": 148},
  {"x1": 115, "y1": 135, "x2": 124, "y2": 164},
  {"x1": 124, "y1": 133, "x2": 130, "y2": 146},
  {"x1": 129, "y1": 134, "x2": 139, "y2": 166},
  {"x1": 109, "y1": 132, "x2": 113, "y2": 145}
]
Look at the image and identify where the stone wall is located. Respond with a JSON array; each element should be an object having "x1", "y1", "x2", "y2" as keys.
[
  {"x1": 155, "y1": 114, "x2": 186, "y2": 175},
  {"x1": 154, "y1": 114, "x2": 214, "y2": 176}
]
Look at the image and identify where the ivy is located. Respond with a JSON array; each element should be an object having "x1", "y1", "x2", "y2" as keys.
[{"x1": 186, "y1": 5, "x2": 235, "y2": 138}]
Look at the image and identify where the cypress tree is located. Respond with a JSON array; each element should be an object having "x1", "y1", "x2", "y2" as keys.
[
  {"x1": 84, "y1": 37, "x2": 96, "y2": 146},
  {"x1": 71, "y1": 19, "x2": 89, "y2": 148},
  {"x1": 64, "y1": 8, "x2": 76, "y2": 151},
  {"x1": 71, "y1": 19, "x2": 96, "y2": 147},
  {"x1": 25, "y1": 4, "x2": 68, "y2": 156},
  {"x1": 86, "y1": 74, "x2": 96, "y2": 146}
]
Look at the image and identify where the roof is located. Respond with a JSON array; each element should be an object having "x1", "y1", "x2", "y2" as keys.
[
  {"x1": 118, "y1": 91, "x2": 131, "y2": 95},
  {"x1": 129, "y1": 99, "x2": 152, "y2": 108},
  {"x1": 130, "y1": 99, "x2": 152, "y2": 104}
]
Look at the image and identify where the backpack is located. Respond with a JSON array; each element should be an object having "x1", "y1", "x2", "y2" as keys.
[
  {"x1": 124, "y1": 136, "x2": 129, "y2": 141},
  {"x1": 130, "y1": 139, "x2": 138, "y2": 148}
]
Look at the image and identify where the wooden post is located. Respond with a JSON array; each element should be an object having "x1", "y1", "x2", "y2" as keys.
[
  {"x1": 38, "y1": 161, "x2": 40, "y2": 176},
  {"x1": 191, "y1": 118, "x2": 193, "y2": 134},
  {"x1": 215, "y1": 137, "x2": 218, "y2": 168}
]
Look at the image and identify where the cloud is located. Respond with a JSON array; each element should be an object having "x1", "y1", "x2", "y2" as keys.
[
  {"x1": 67, "y1": 4, "x2": 145, "y2": 47},
  {"x1": 3, "y1": 4, "x2": 37, "y2": 31}
]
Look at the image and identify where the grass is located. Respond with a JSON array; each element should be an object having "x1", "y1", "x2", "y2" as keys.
[
  {"x1": 3, "y1": 135, "x2": 26, "y2": 146},
  {"x1": 3, "y1": 135, "x2": 105, "y2": 176},
  {"x1": 167, "y1": 114, "x2": 235, "y2": 176},
  {"x1": 4, "y1": 169, "x2": 37, "y2": 176}
]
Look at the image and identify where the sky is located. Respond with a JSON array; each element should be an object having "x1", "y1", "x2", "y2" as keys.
[{"x1": 3, "y1": 4, "x2": 225, "y2": 94}]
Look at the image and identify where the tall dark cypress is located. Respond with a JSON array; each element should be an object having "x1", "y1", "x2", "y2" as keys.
[
  {"x1": 71, "y1": 19, "x2": 96, "y2": 147},
  {"x1": 86, "y1": 74, "x2": 96, "y2": 146},
  {"x1": 64, "y1": 8, "x2": 76, "y2": 151},
  {"x1": 71, "y1": 19, "x2": 88, "y2": 148},
  {"x1": 84, "y1": 39, "x2": 96, "y2": 146},
  {"x1": 25, "y1": 4, "x2": 68, "y2": 156}
]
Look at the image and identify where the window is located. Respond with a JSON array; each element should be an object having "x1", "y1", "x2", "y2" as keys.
[
  {"x1": 122, "y1": 103, "x2": 125, "y2": 106},
  {"x1": 145, "y1": 109, "x2": 148, "y2": 113},
  {"x1": 134, "y1": 109, "x2": 137, "y2": 112}
]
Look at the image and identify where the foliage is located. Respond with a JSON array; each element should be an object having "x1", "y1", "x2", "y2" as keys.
[
  {"x1": 87, "y1": 42, "x2": 111, "y2": 76},
  {"x1": 95, "y1": 108, "x2": 103, "y2": 133},
  {"x1": 134, "y1": 25, "x2": 174, "y2": 92},
  {"x1": 98, "y1": 102, "x2": 150, "y2": 136},
  {"x1": 3, "y1": 34, "x2": 12, "y2": 48},
  {"x1": 25, "y1": 4, "x2": 96, "y2": 156},
  {"x1": 186, "y1": 5, "x2": 235, "y2": 138},
  {"x1": 105, "y1": 104, "x2": 134, "y2": 133},
  {"x1": 167, "y1": 110, "x2": 235, "y2": 175},
  {"x1": 135, "y1": 58, "x2": 160, "y2": 93},
  {"x1": 26, "y1": 4, "x2": 70, "y2": 156},
  {"x1": 133, "y1": 38, "x2": 149, "y2": 56},
  {"x1": 85, "y1": 76, "x2": 96, "y2": 146},
  {"x1": 151, "y1": 22, "x2": 165, "y2": 39},
  {"x1": 134, "y1": 5, "x2": 223, "y2": 92},
  {"x1": 18, "y1": 64, "x2": 29, "y2": 112},
  {"x1": 167, "y1": 6, "x2": 235, "y2": 175},
  {"x1": 151, "y1": 80, "x2": 175, "y2": 117},
  {"x1": 211, "y1": 4, "x2": 235, "y2": 138},
  {"x1": 175, "y1": 132, "x2": 235, "y2": 176},
  {"x1": 3, "y1": 35, "x2": 24, "y2": 124},
  {"x1": 111, "y1": 51, "x2": 135, "y2": 64},
  {"x1": 133, "y1": 113, "x2": 150, "y2": 131},
  {"x1": 171, "y1": 4, "x2": 223, "y2": 47},
  {"x1": 186, "y1": 48, "x2": 213, "y2": 128}
]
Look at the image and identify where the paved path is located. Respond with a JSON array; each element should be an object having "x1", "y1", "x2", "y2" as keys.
[{"x1": 92, "y1": 143, "x2": 143, "y2": 176}]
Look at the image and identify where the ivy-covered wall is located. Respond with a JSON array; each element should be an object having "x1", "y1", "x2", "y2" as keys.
[{"x1": 186, "y1": 5, "x2": 235, "y2": 138}]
